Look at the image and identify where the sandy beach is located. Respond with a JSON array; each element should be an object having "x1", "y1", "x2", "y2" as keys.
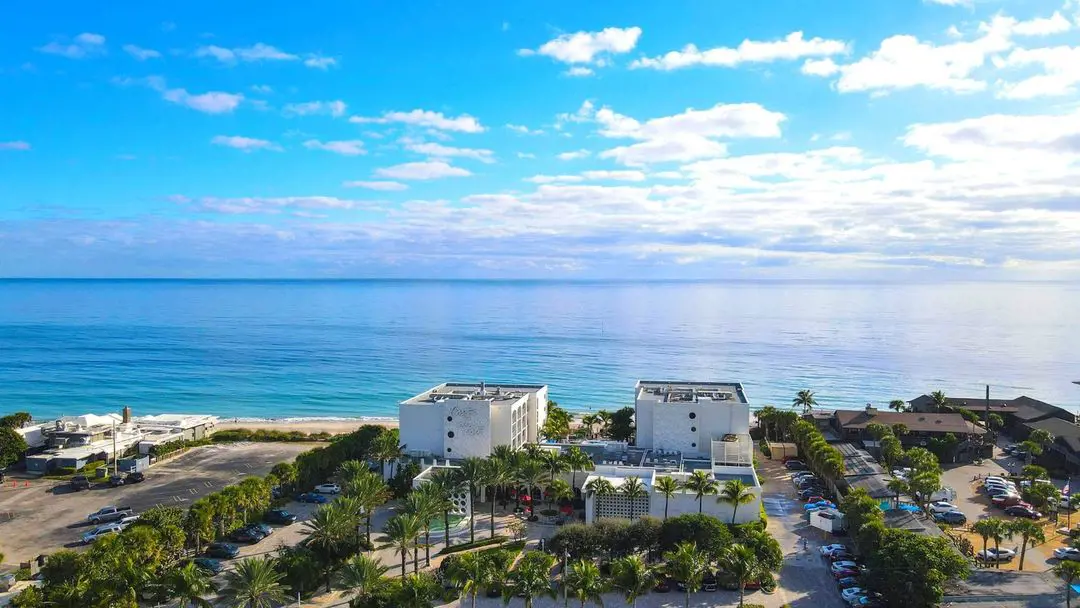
[{"x1": 215, "y1": 418, "x2": 398, "y2": 436}]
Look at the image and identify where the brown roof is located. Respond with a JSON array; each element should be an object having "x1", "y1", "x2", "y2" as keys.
[
  {"x1": 835, "y1": 410, "x2": 985, "y2": 435},
  {"x1": 909, "y1": 394, "x2": 1019, "y2": 413}
]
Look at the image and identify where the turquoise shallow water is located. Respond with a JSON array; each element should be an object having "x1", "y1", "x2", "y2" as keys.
[{"x1": 0, "y1": 279, "x2": 1077, "y2": 420}]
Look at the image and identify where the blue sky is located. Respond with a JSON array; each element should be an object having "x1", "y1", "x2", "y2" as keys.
[{"x1": 2, "y1": 0, "x2": 1080, "y2": 278}]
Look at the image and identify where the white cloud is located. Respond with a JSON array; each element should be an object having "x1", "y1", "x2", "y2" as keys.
[
  {"x1": 520, "y1": 26, "x2": 642, "y2": 65},
  {"x1": 517, "y1": 152, "x2": 537, "y2": 159},
  {"x1": 925, "y1": 0, "x2": 971, "y2": 6},
  {"x1": 211, "y1": 135, "x2": 281, "y2": 152},
  {"x1": 555, "y1": 101, "x2": 596, "y2": 129},
  {"x1": 406, "y1": 142, "x2": 495, "y2": 163},
  {"x1": 1011, "y1": 12, "x2": 1071, "y2": 36},
  {"x1": 581, "y1": 170, "x2": 646, "y2": 182},
  {"x1": 0, "y1": 141, "x2": 31, "y2": 151},
  {"x1": 283, "y1": 100, "x2": 347, "y2": 117},
  {"x1": 801, "y1": 58, "x2": 839, "y2": 76},
  {"x1": 304, "y1": 55, "x2": 337, "y2": 70},
  {"x1": 342, "y1": 180, "x2": 409, "y2": 191},
  {"x1": 196, "y1": 43, "x2": 298, "y2": 64},
  {"x1": 566, "y1": 67, "x2": 594, "y2": 77},
  {"x1": 350, "y1": 109, "x2": 485, "y2": 133},
  {"x1": 181, "y1": 196, "x2": 370, "y2": 214},
  {"x1": 506, "y1": 124, "x2": 544, "y2": 135},
  {"x1": 557, "y1": 149, "x2": 591, "y2": 160},
  {"x1": 525, "y1": 175, "x2": 584, "y2": 184},
  {"x1": 123, "y1": 44, "x2": 161, "y2": 60},
  {"x1": 997, "y1": 45, "x2": 1080, "y2": 99},
  {"x1": 902, "y1": 109, "x2": 1080, "y2": 160},
  {"x1": 600, "y1": 136, "x2": 729, "y2": 166},
  {"x1": 631, "y1": 31, "x2": 848, "y2": 71},
  {"x1": 303, "y1": 139, "x2": 366, "y2": 156},
  {"x1": 251, "y1": 85, "x2": 273, "y2": 94},
  {"x1": 375, "y1": 160, "x2": 472, "y2": 180},
  {"x1": 38, "y1": 32, "x2": 106, "y2": 59},
  {"x1": 162, "y1": 88, "x2": 243, "y2": 113}
]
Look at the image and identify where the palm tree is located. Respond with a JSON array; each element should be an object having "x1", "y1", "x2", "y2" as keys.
[
  {"x1": 682, "y1": 470, "x2": 718, "y2": 514},
  {"x1": 337, "y1": 459, "x2": 370, "y2": 495},
  {"x1": 405, "y1": 486, "x2": 440, "y2": 568},
  {"x1": 717, "y1": 479, "x2": 756, "y2": 525},
  {"x1": 350, "y1": 471, "x2": 391, "y2": 545},
  {"x1": 722, "y1": 544, "x2": 762, "y2": 608},
  {"x1": 930, "y1": 390, "x2": 948, "y2": 410},
  {"x1": 1028, "y1": 429, "x2": 1054, "y2": 464},
  {"x1": 491, "y1": 444, "x2": 520, "y2": 464},
  {"x1": 564, "y1": 446, "x2": 594, "y2": 491},
  {"x1": 373, "y1": 430, "x2": 405, "y2": 478},
  {"x1": 886, "y1": 478, "x2": 908, "y2": 510},
  {"x1": 541, "y1": 450, "x2": 570, "y2": 485},
  {"x1": 395, "y1": 572, "x2": 441, "y2": 608},
  {"x1": 485, "y1": 456, "x2": 513, "y2": 537},
  {"x1": 981, "y1": 518, "x2": 1012, "y2": 569},
  {"x1": 1021, "y1": 440, "x2": 1045, "y2": 466},
  {"x1": 517, "y1": 460, "x2": 547, "y2": 516},
  {"x1": 620, "y1": 476, "x2": 649, "y2": 521},
  {"x1": 1055, "y1": 560, "x2": 1080, "y2": 608},
  {"x1": 383, "y1": 513, "x2": 422, "y2": 577},
  {"x1": 506, "y1": 552, "x2": 558, "y2": 608},
  {"x1": 548, "y1": 478, "x2": 573, "y2": 509},
  {"x1": 1009, "y1": 519, "x2": 1046, "y2": 571},
  {"x1": 302, "y1": 504, "x2": 349, "y2": 590},
  {"x1": 584, "y1": 477, "x2": 616, "y2": 519},
  {"x1": 428, "y1": 468, "x2": 463, "y2": 549},
  {"x1": 888, "y1": 399, "x2": 907, "y2": 413},
  {"x1": 337, "y1": 554, "x2": 388, "y2": 604},
  {"x1": 971, "y1": 519, "x2": 996, "y2": 566},
  {"x1": 565, "y1": 558, "x2": 607, "y2": 608},
  {"x1": 219, "y1": 557, "x2": 288, "y2": 608},
  {"x1": 654, "y1": 476, "x2": 680, "y2": 521},
  {"x1": 612, "y1": 555, "x2": 656, "y2": 608},
  {"x1": 793, "y1": 389, "x2": 817, "y2": 414},
  {"x1": 580, "y1": 413, "x2": 602, "y2": 439},
  {"x1": 458, "y1": 457, "x2": 488, "y2": 544},
  {"x1": 446, "y1": 550, "x2": 490, "y2": 608},
  {"x1": 664, "y1": 541, "x2": 709, "y2": 608},
  {"x1": 166, "y1": 562, "x2": 216, "y2": 608},
  {"x1": 756, "y1": 405, "x2": 778, "y2": 442}
]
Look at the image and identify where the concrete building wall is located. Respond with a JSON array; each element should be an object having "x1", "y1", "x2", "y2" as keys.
[
  {"x1": 635, "y1": 400, "x2": 655, "y2": 450},
  {"x1": 445, "y1": 400, "x2": 495, "y2": 459},
  {"x1": 652, "y1": 403, "x2": 702, "y2": 455},
  {"x1": 584, "y1": 484, "x2": 762, "y2": 524},
  {"x1": 399, "y1": 401, "x2": 442, "y2": 457},
  {"x1": 529, "y1": 386, "x2": 549, "y2": 443}
]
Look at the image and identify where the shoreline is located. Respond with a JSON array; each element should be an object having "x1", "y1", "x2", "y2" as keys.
[{"x1": 215, "y1": 417, "x2": 398, "y2": 436}]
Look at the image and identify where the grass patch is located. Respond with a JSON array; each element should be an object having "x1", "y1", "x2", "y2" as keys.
[{"x1": 437, "y1": 535, "x2": 508, "y2": 556}]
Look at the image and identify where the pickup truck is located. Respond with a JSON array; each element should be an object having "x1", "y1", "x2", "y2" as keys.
[{"x1": 87, "y1": 505, "x2": 134, "y2": 524}]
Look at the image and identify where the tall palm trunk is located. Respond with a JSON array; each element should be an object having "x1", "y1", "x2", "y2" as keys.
[
  {"x1": 400, "y1": 552, "x2": 406, "y2": 578},
  {"x1": 443, "y1": 509, "x2": 451, "y2": 548},
  {"x1": 684, "y1": 588, "x2": 690, "y2": 608},
  {"x1": 468, "y1": 482, "x2": 475, "y2": 543},
  {"x1": 365, "y1": 513, "x2": 373, "y2": 546},
  {"x1": 698, "y1": 498, "x2": 703, "y2": 514},
  {"x1": 424, "y1": 528, "x2": 431, "y2": 566},
  {"x1": 739, "y1": 584, "x2": 745, "y2": 607},
  {"x1": 490, "y1": 496, "x2": 497, "y2": 538},
  {"x1": 413, "y1": 539, "x2": 419, "y2": 574},
  {"x1": 664, "y1": 496, "x2": 670, "y2": 520}
]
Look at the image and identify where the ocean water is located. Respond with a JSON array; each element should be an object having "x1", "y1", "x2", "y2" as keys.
[{"x1": 0, "y1": 279, "x2": 1078, "y2": 421}]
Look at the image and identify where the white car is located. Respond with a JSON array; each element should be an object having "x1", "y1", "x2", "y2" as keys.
[
  {"x1": 314, "y1": 483, "x2": 341, "y2": 494},
  {"x1": 841, "y1": 588, "x2": 866, "y2": 603},
  {"x1": 820, "y1": 543, "x2": 849, "y2": 557},
  {"x1": 929, "y1": 501, "x2": 960, "y2": 514},
  {"x1": 984, "y1": 475, "x2": 1006, "y2": 483},
  {"x1": 977, "y1": 548, "x2": 1016, "y2": 562},
  {"x1": 1062, "y1": 496, "x2": 1078, "y2": 510},
  {"x1": 117, "y1": 515, "x2": 140, "y2": 529},
  {"x1": 1055, "y1": 547, "x2": 1080, "y2": 561},
  {"x1": 82, "y1": 523, "x2": 123, "y2": 544},
  {"x1": 830, "y1": 560, "x2": 858, "y2": 574}
]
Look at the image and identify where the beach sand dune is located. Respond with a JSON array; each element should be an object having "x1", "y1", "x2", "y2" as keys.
[{"x1": 216, "y1": 418, "x2": 398, "y2": 436}]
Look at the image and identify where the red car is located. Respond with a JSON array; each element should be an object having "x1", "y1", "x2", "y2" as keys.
[{"x1": 833, "y1": 568, "x2": 859, "y2": 579}]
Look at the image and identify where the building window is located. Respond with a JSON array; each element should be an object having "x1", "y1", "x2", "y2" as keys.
[
  {"x1": 691, "y1": 426, "x2": 697, "y2": 432},
  {"x1": 446, "y1": 447, "x2": 452, "y2": 453},
  {"x1": 447, "y1": 416, "x2": 453, "y2": 422},
  {"x1": 447, "y1": 431, "x2": 455, "y2": 438},
  {"x1": 689, "y1": 412, "x2": 697, "y2": 419},
  {"x1": 691, "y1": 442, "x2": 697, "y2": 448}
]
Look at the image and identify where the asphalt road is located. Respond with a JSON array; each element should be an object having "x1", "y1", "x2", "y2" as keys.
[{"x1": 0, "y1": 442, "x2": 314, "y2": 564}]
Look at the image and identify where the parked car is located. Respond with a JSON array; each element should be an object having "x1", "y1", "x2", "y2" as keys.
[
  {"x1": 264, "y1": 508, "x2": 297, "y2": 525},
  {"x1": 785, "y1": 460, "x2": 808, "y2": 471},
  {"x1": 929, "y1": 501, "x2": 960, "y2": 514},
  {"x1": 702, "y1": 574, "x2": 717, "y2": 592},
  {"x1": 933, "y1": 510, "x2": 967, "y2": 525},
  {"x1": 833, "y1": 568, "x2": 860, "y2": 579},
  {"x1": 243, "y1": 523, "x2": 273, "y2": 537},
  {"x1": 992, "y1": 495, "x2": 1027, "y2": 508},
  {"x1": 124, "y1": 471, "x2": 145, "y2": 484},
  {"x1": 82, "y1": 523, "x2": 123, "y2": 544},
  {"x1": 1054, "y1": 547, "x2": 1080, "y2": 561},
  {"x1": 792, "y1": 471, "x2": 817, "y2": 479},
  {"x1": 1004, "y1": 505, "x2": 1041, "y2": 519},
  {"x1": 117, "y1": 515, "x2": 140, "y2": 529},
  {"x1": 205, "y1": 542, "x2": 240, "y2": 559},
  {"x1": 1061, "y1": 496, "x2": 1078, "y2": 510},
  {"x1": 986, "y1": 487, "x2": 1018, "y2": 498},
  {"x1": 977, "y1": 548, "x2": 1016, "y2": 562},
  {"x1": 841, "y1": 587, "x2": 866, "y2": 603},
  {"x1": 830, "y1": 560, "x2": 859, "y2": 574},
  {"x1": 804, "y1": 495, "x2": 827, "y2": 504},
  {"x1": 87, "y1": 505, "x2": 134, "y2": 524},
  {"x1": 820, "y1": 544, "x2": 849, "y2": 557},
  {"x1": 836, "y1": 576, "x2": 861, "y2": 589},
  {"x1": 191, "y1": 557, "x2": 225, "y2": 574},
  {"x1": 314, "y1": 483, "x2": 341, "y2": 494},
  {"x1": 297, "y1": 492, "x2": 330, "y2": 504},
  {"x1": 108, "y1": 475, "x2": 125, "y2": 487},
  {"x1": 228, "y1": 527, "x2": 265, "y2": 543},
  {"x1": 70, "y1": 475, "x2": 91, "y2": 491}
]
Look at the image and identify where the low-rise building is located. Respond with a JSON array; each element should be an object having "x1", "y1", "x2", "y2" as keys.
[
  {"x1": 833, "y1": 406, "x2": 985, "y2": 462},
  {"x1": 634, "y1": 381, "x2": 749, "y2": 459},
  {"x1": 908, "y1": 393, "x2": 1075, "y2": 434},
  {"x1": 399, "y1": 382, "x2": 549, "y2": 459}
]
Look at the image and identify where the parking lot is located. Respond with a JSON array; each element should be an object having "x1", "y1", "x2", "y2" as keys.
[{"x1": 0, "y1": 442, "x2": 314, "y2": 563}]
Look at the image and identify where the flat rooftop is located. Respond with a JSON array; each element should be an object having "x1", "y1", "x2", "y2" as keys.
[
  {"x1": 636, "y1": 381, "x2": 747, "y2": 404},
  {"x1": 402, "y1": 382, "x2": 547, "y2": 405}
]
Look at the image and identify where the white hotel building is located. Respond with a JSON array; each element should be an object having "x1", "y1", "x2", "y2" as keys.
[{"x1": 398, "y1": 382, "x2": 549, "y2": 460}]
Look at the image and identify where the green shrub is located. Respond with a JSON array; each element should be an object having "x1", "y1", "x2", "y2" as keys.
[
  {"x1": 211, "y1": 428, "x2": 333, "y2": 444},
  {"x1": 760, "y1": 442, "x2": 772, "y2": 458},
  {"x1": 760, "y1": 502, "x2": 768, "y2": 526},
  {"x1": 14, "y1": 567, "x2": 31, "y2": 581}
]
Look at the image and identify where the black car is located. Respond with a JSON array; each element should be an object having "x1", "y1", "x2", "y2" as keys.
[
  {"x1": 264, "y1": 509, "x2": 297, "y2": 525},
  {"x1": 124, "y1": 471, "x2": 145, "y2": 484},
  {"x1": 228, "y1": 528, "x2": 264, "y2": 543},
  {"x1": 70, "y1": 475, "x2": 91, "y2": 491},
  {"x1": 244, "y1": 523, "x2": 273, "y2": 537},
  {"x1": 108, "y1": 475, "x2": 125, "y2": 487},
  {"x1": 1005, "y1": 505, "x2": 1041, "y2": 519},
  {"x1": 933, "y1": 511, "x2": 967, "y2": 525},
  {"x1": 799, "y1": 488, "x2": 827, "y2": 500},
  {"x1": 205, "y1": 542, "x2": 240, "y2": 559},
  {"x1": 785, "y1": 460, "x2": 808, "y2": 471},
  {"x1": 191, "y1": 557, "x2": 224, "y2": 574}
]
